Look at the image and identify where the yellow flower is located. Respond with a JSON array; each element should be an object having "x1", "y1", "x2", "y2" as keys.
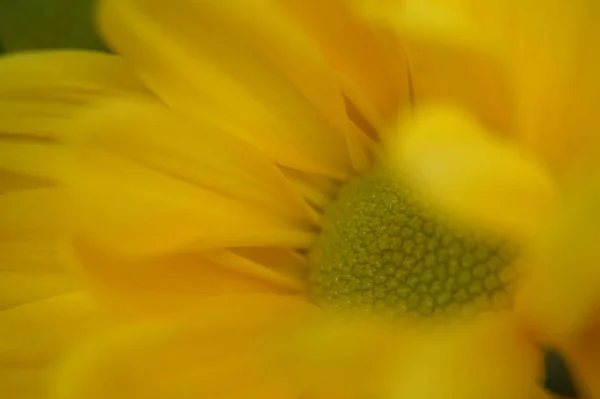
[{"x1": 1, "y1": 0, "x2": 599, "y2": 398}]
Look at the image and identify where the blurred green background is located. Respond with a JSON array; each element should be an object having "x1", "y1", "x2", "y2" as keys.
[{"x1": 0, "y1": 0, "x2": 108, "y2": 53}]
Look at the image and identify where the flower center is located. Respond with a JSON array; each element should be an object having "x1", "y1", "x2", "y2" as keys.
[{"x1": 309, "y1": 166, "x2": 517, "y2": 319}]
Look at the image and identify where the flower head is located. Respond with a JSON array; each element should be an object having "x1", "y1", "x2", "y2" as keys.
[{"x1": 1, "y1": 0, "x2": 600, "y2": 398}]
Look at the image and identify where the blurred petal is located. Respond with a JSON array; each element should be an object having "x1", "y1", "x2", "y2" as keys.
[
  {"x1": 66, "y1": 98, "x2": 317, "y2": 257},
  {"x1": 561, "y1": 317, "x2": 600, "y2": 398},
  {"x1": 0, "y1": 51, "x2": 148, "y2": 187},
  {"x1": 390, "y1": 105, "x2": 556, "y2": 237},
  {"x1": 0, "y1": 239, "x2": 78, "y2": 310},
  {"x1": 506, "y1": 0, "x2": 600, "y2": 176},
  {"x1": 0, "y1": 140, "x2": 66, "y2": 184},
  {"x1": 0, "y1": 50, "x2": 147, "y2": 140},
  {"x1": 390, "y1": 314, "x2": 541, "y2": 399},
  {"x1": 0, "y1": 292, "x2": 102, "y2": 399},
  {"x1": 356, "y1": 0, "x2": 514, "y2": 133},
  {"x1": 71, "y1": 241, "x2": 305, "y2": 316},
  {"x1": 0, "y1": 188, "x2": 63, "y2": 238},
  {"x1": 53, "y1": 295, "x2": 313, "y2": 399},
  {"x1": 371, "y1": 0, "x2": 600, "y2": 176},
  {"x1": 517, "y1": 174, "x2": 600, "y2": 340},
  {"x1": 99, "y1": 0, "x2": 352, "y2": 177},
  {"x1": 280, "y1": 0, "x2": 410, "y2": 129}
]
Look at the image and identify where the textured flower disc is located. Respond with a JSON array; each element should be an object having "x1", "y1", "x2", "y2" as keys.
[{"x1": 310, "y1": 166, "x2": 518, "y2": 319}]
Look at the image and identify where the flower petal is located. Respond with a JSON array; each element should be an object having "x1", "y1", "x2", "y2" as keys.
[
  {"x1": 0, "y1": 50, "x2": 148, "y2": 186},
  {"x1": 98, "y1": 0, "x2": 352, "y2": 177},
  {"x1": 280, "y1": 0, "x2": 410, "y2": 129},
  {"x1": 66, "y1": 98, "x2": 317, "y2": 257},
  {"x1": 561, "y1": 317, "x2": 600, "y2": 398},
  {"x1": 390, "y1": 314, "x2": 541, "y2": 399},
  {"x1": 374, "y1": 0, "x2": 600, "y2": 176},
  {"x1": 390, "y1": 105, "x2": 556, "y2": 238},
  {"x1": 0, "y1": 239, "x2": 78, "y2": 310},
  {"x1": 0, "y1": 293, "x2": 103, "y2": 399},
  {"x1": 70, "y1": 240, "x2": 306, "y2": 316},
  {"x1": 0, "y1": 188, "x2": 63, "y2": 238},
  {"x1": 517, "y1": 174, "x2": 600, "y2": 340},
  {"x1": 53, "y1": 295, "x2": 313, "y2": 399},
  {"x1": 504, "y1": 0, "x2": 600, "y2": 176},
  {"x1": 0, "y1": 50, "x2": 147, "y2": 141},
  {"x1": 0, "y1": 292, "x2": 100, "y2": 364},
  {"x1": 356, "y1": 0, "x2": 514, "y2": 133}
]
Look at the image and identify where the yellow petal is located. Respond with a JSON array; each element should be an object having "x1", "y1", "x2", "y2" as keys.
[
  {"x1": 504, "y1": 0, "x2": 600, "y2": 176},
  {"x1": 0, "y1": 51, "x2": 149, "y2": 185},
  {"x1": 0, "y1": 50, "x2": 147, "y2": 141},
  {"x1": 389, "y1": 105, "x2": 556, "y2": 238},
  {"x1": 53, "y1": 295, "x2": 313, "y2": 399},
  {"x1": 517, "y1": 174, "x2": 600, "y2": 340},
  {"x1": 0, "y1": 292, "x2": 101, "y2": 398},
  {"x1": 0, "y1": 188, "x2": 63, "y2": 238},
  {"x1": 372, "y1": 0, "x2": 600, "y2": 177},
  {"x1": 356, "y1": 0, "x2": 514, "y2": 133},
  {"x1": 66, "y1": 98, "x2": 317, "y2": 257},
  {"x1": 560, "y1": 317, "x2": 600, "y2": 398},
  {"x1": 0, "y1": 239, "x2": 79, "y2": 310},
  {"x1": 0, "y1": 292, "x2": 100, "y2": 364},
  {"x1": 0, "y1": 170, "x2": 50, "y2": 192},
  {"x1": 71, "y1": 240, "x2": 305, "y2": 316},
  {"x1": 390, "y1": 313, "x2": 541, "y2": 399},
  {"x1": 0, "y1": 369, "x2": 49, "y2": 399},
  {"x1": 98, "y1": 0, "x2": 352, "y2": 178},
  {"x1": 280, "y1": 0, "x2": 410, "y2": 128},
  {"x1": 0, "y1": 140, "x2": 66, "y2": 184}
]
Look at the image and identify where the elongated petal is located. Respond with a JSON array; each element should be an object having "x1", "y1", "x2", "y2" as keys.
[
  {"x1": 0, "y1": 51, "x2": 149, "y2": 186},
  {"x1": 507, "y1": 0, "x2": 600, "y2": 176},
  {"x1": 0, "y1": 239, "x2": 78, "y2": 310},
  {"x1": 517, "y1": 174, "x2": 600, "y2": 340},
  {"x1": 377, "y1": 0, "x2": 600, "y2": 176},
  {"x1": 66, "y1": 99, "x2": 316, "y2": 257},
  {"x1": 53, "y1": 295, "x2": 313, "y2": 399},
  {"x1": 71, "y1": 240, "x2": 306, "y2": 316},
  {"x1": 280, "y1": 0, "x2": 410, "y2": 129},
  {"x1": 0, "y1": 292, "x2": 102, "y2": 399},
  {"x1": 357, "y1": 0, "x2": 514, "y2": 133},
  {"x1": 390, "y1": 314, "x2": 541, "y2": 399},
  {"x1": 0, "y1": 50, "x2": 147, "y2": 141},
  {"x1": 561, "y1": 317, "x2": 600, "y2": 398},
  {"x1": 98, "y1": 0, "x2": 352, "y2": 177},
  {"x1": 390, "y1": 106, "x2": 556, "y2": 238},
  {"x1": 0, "y1": 188, "x2": 64, "y2": 238}
]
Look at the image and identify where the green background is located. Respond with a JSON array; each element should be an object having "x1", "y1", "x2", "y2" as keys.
[{"x1": 0, "y1": 0, "x2": 107, "y2": 53}]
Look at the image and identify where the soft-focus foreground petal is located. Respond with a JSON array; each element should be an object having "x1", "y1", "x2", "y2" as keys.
[
  {"x1": 356, "y1": 0, "x2": 514, "y2": 134},
  {"x1": 506, "y1": 0, "x2": 600, "y2": 177},
  {"x1": 517, "y1": 174, "x2": 600, "y2": 341},
  {"x1": 390, "y1": 106, "x2": 556, "y2": 238},
  {"x1": 389, "y1": 314, "x2": 541, "y2": 399},
  {"x1": 71, "y1": 240, "x2": 306, "y2": 317},
  {"x1": 0, "y1": 292, "x2": 102, "y2": 399},
  {"x1": 0, "y1": 50, "x2": 147, "y2": 141},
  {"x1": 0, "y1": 50, "x2": 148, "y2": 186},
  {"x1": 98, "y1": 0, "x2": 352, "y2": 178},
  {"x1": 277, "y1": 315, "x2": 403, "y2": 398},
  {"x1": 66, "y1": 98, "x2": 317, "y2": 258},
  {"x1": 280, "y1": 0, "x2": 410, "y2": 130},
  {"x1": 561, "y1": 317, "x2": 600, "y2": 398},
  {"x1": 52, "y1": 295, "x2": 314, "y2": 399},
  {"x1": 383, "y1": 0, "x2": 600, "y2": 177},
  {"x1": 0, "y1": 186, "x2": 103, "y2": 398}
]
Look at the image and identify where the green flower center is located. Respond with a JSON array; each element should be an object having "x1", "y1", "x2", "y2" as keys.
[{"x1": 309, "y1": 167, "x2": 517, "y2": 318}]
